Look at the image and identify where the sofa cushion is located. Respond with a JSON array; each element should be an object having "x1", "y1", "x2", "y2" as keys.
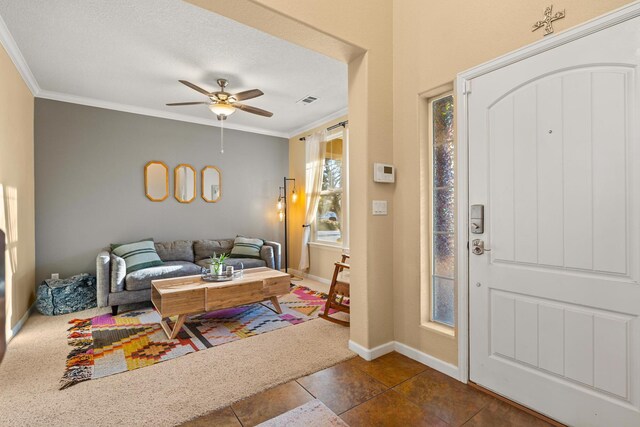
[
  {"x1": 125, "y1": 261, "x2": 202, "y2": 291},
  {"x1": 226, "y1": 258, "x2": 266, "y2": 269},
  {"x1": 195, "y1": 258, "x2": 266, "y2": 270},
  {"x1": 111, "y1": 238, "x2": 163, "y2": 274},
  {"x1": 155, "y1": 240, "x2": 194, "y2": 262},
  {"x1": 229, "y1": 236, "x2": 264, "y2": 260},
  {"x1": 193, "y1": 239, "x2": 234, "y2": 262}
]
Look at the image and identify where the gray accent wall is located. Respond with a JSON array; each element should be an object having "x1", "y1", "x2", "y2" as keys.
[{"x1": 34, "y1": 99, "x2": 287, "y2": 283}]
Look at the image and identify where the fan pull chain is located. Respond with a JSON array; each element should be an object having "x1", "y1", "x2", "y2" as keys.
[{"x1": 220, "y1": 117, "x2": 224, "y2": 154}]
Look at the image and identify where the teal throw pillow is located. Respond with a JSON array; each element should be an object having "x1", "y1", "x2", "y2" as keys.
[{"x1": 111, "y1": 238, "x2": 163, "y2": 274}]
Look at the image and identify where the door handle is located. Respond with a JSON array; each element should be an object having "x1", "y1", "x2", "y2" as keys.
[{"x1": 472, "y1": 239, "x2": 491, "y2": 255}]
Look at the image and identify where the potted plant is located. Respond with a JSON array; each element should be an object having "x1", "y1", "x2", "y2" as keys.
[{"x1": 209, "y1": 253, "x2": 229, "y2": 276}]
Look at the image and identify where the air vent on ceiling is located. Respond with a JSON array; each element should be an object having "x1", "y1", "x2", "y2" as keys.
[{"x1": 297, "y1": 95, "x2": 318, "y2": 105}]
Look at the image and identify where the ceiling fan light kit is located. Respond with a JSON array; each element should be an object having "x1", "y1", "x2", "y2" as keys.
[{"x1": 208, "y1": 103, "x2": 236, "y2": 116}]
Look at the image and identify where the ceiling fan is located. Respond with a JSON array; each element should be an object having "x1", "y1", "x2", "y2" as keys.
[{"x1": 166, "y1": 79, "x2": 273, "y2": 120}]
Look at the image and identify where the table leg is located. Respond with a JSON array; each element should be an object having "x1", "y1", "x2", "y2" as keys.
[
  {"x1": 160, "y1": 314, "x2": 187, "y2": 339},
  {"x1": 270, "y1": 296, "x2": 283, "y2": 314}
]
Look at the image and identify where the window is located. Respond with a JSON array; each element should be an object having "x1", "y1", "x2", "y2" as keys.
[
  {"x1": 314, "y1": 135, "x2": 344, "y2": 244},
  {"x1": 430, "y1": 94, "x2": 455, "y2": 327}
]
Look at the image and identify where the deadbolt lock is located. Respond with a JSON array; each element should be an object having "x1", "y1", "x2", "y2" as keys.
[{"x1": 470, "y1": 204, "x2": 484, "y2": 234}]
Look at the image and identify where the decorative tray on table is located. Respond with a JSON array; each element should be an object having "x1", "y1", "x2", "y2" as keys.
[
  {"x1": 201, "y1": 270, "x2": 244, "y2": 282},
  {"x1": 201, "y1": 273, "x2": 232, "y2": 282}
]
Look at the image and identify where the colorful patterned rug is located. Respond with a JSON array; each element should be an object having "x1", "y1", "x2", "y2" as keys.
[{"x1": 61, "y1": 285, "x2": 334, "y2": 389}]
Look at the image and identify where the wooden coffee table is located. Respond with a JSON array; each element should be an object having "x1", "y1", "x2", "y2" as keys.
[{"x1": 151, "y1": 267, "x2": 290, "y2": 339}]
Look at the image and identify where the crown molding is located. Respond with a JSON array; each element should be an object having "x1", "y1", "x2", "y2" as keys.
[
  {"x1": 287, "y1": 107, "x2": 348, "y2": 139},
  {"x1": 0, "y1": 13, "x2": 40, "y2": 95},
  {"x1": 37, "y1": 90, "x2": 291, "y2": 139}
]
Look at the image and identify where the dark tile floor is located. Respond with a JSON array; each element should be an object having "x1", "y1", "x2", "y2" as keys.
[{"x1": 181, "y1": 352, "x2": 555, "y2": 427}]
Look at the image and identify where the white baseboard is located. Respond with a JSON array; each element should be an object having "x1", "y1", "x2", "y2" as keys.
[
  {"x1": 394, "y1": 341, "x2": 461, "y2": 381},
  {"x1": 288, "y1": 269, "x2": 331, "y2": 285},
  {"x1": 348, "y1": 340, "x2": 395, "y2": 361},
  {"x1": 304, "y1": 273, "x2": 331, "y2": 285},
  {"x1": 348, "y1": 339, "x2": 462, "y2": 381},
  {"x1": 7, "y1": 302, "x2": 35, "y2": 342}
]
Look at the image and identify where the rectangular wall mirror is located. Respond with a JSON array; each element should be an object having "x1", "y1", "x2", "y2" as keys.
[
  {"x1": 144, "y1": 161, "x2": 169, "y2": 202},
  {"x1": 202, "y1": 166, "x2": 221, "y2": 203},
  {"x1": 174, "y1": 164, "x2": 196, "y2": 203}
]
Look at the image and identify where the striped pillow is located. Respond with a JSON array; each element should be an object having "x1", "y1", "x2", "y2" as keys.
[
  {"x1": 110, "y1": 238, "x2": 163, "y2": 274},
  {"x1": 229, "y1": 236, "x2": 264, "y2": 260}
]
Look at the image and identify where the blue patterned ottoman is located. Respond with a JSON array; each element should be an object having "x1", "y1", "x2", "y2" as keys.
[{"x1": 36, "y1": 273, "x2": 97, "y2": 315}]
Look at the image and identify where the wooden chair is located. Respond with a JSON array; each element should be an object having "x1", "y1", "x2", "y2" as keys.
[{"x1": 319, "y1": 254, "x2": 350, "y2": 326}]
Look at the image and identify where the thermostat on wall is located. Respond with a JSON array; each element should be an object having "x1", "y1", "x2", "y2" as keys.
[{"x1": 373, "y1": 163, "x2": 395, "y2": 183}]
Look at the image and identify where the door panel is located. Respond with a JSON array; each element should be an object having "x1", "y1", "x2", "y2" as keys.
[
  {"x1": 469, "y1": 15, "x2": 640, "y2": 426},
  {"x1": 536, "y1": 77, "x2": 564, "y2": 267},
  {"x1": 592, "y1": 72, "x2": 627, "y2": 274},
  {"x1": 563, "y1": 72, "x2": 593, "y2": 270},
  {"x1": 513, "y1": 86, "x2": 538, "y2": 264},
  {"x1": 489, "y1": 288, "x2": 634, "y2": 399},
  {"x1": 488, "y1": 68, "x2": 631, "y2": 274},
  {"x1": 538, "y1": 304, "x2": 564, "y2": 375},
  {"x1": 489, "y1": 98, "x2": 515, "y2": 262}
]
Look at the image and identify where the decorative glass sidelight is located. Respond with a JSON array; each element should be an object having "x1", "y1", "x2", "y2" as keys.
[{"x1": 431, "y1": 94, "x2": 455, "y2": 327}]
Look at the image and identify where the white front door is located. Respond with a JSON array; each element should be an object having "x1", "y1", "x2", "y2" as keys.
[{"x1": 468, "y1": 15, "x2": 640, "y2": 427}]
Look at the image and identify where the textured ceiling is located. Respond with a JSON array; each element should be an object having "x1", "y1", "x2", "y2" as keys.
[{"x1": 0, "y1": 0, "x2": 347, "y2": 137}]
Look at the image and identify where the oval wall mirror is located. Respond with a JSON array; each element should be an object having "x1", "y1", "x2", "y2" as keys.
[
  {"x1": 174, "y1": 164, "x2": 196, "y2": 203},
  {"x1": 201, "y1": 166, "x2": 222, "y2": 203},
  {"x1": 144, "y1": 161, "x2": 169, "y2": 202}
]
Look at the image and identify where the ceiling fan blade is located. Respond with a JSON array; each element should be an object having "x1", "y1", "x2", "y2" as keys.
[
  {"x1": 234, "y1": 102, "x2": 273, "y2": 117},
  {"x1": 179, "y1": 80, "x2": 212, "y2": 96},
  {"x1": 232, "y1": 89, "x2": 263, "y2": 101},
  {"x1": 166, "y1": 102, "x2": 209, "y2": 106}
]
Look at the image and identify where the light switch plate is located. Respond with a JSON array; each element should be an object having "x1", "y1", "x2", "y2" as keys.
[{"x1": 372, "y1": 200, "x2": 388, "y2": 215}]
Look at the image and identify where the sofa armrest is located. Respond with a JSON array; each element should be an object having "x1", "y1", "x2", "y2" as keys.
[
  {"x1": 96, "y1": 250, "x2": 110, "y2": 307},
  {"x1": 111, "y1": 254, "x2": 127, "y2": 293},
  {"x1": 260, "y1": 245, "x2": 275, "y2": 269},
  {"x1": 262, "y1": 240, "x2": 281, "y2": 271}
]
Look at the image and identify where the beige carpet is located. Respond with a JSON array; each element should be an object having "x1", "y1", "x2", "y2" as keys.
[{"x1": 0, "y1": 280, "x2": 353, "y2": 427}]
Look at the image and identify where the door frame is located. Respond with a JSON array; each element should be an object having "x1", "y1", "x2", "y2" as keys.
[{"x1": 454, "y1": 1, "x2": 640, "y2": 384}]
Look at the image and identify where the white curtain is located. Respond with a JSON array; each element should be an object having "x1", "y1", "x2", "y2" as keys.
[
  {"x1": 341, "y1": 127, "x2": 350, "y2": 253},
  {"x1": 299, "y1": 130, "x2": 326, "y2": 271}
]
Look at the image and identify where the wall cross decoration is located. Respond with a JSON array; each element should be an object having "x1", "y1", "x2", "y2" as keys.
[{"x1": 532, "y1": 5, "x2": 566, "y2": 36}]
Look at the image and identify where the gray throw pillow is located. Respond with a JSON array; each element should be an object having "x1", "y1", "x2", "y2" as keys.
[
  {"x1": 154, "y1": 240, "x2": 194, "y2": 262},
  {"x1": 193, "y1": 239, "x2": 234, "y2": 262}
]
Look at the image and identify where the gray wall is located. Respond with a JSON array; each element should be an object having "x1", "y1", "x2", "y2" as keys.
[{"x1": 34, "y1": 99, "x2": 287, "y2": 283}]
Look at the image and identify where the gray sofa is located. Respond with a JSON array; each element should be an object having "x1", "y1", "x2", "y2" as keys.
[{"x1": 96, "y1": 238, "x2": 281, "y2": 314}]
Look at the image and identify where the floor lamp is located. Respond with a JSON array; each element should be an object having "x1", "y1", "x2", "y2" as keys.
[{"x1": 277, "y1": 177, "x2": 297, "y2": 275}]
